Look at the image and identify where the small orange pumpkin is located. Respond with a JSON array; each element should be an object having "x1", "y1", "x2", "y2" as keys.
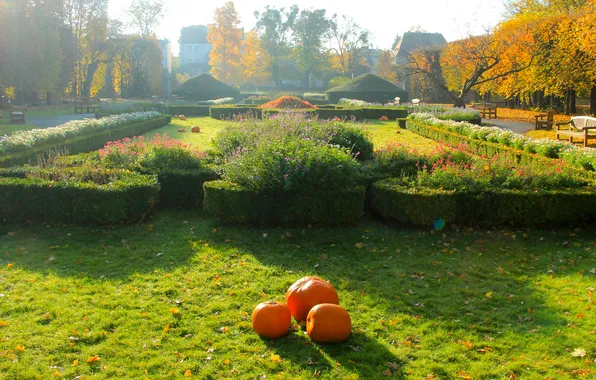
[
  {"x1": 252, "y1": 301, "x2": 291, "y2": 339},
  {"x1": 286, "y1": 276, "x2": 339, "y2": 321},
  {"x1": 191, "y1": 126, "x2": 201, "y2": 133},
  {"x1": 177, "y1": 128, "x2": 185, "y2": 133},
  {"x1": 306, "y1": 303, "x2": 351, "y2": 343},
  {"x1": 179, "y1": 115, "x2": 186, "y2": 121}
]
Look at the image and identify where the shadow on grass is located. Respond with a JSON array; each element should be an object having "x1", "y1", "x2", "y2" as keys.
[{"x1": 265, "y1": 330, "x2": 404, "y2": 378}]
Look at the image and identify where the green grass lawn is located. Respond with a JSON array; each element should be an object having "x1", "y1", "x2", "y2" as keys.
[
  {"x1": 0, "y1": 210, "x2": 594, "y2": 378},
  {"x1": 0, "y1": 120, "x2": 37, "y2": 136},
  {"x1": 142, "y1": 117, "x2": 442, "y2": 151}
]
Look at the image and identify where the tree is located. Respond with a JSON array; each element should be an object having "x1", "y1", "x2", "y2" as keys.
[
  {"x1": 208, "y1": 1, "x2": 243, "y2": 85},
  {"x1": 241, "y1": 30, "x2": 271, "y2": 87},
  {"x1": 329, "y1": 15, "x2": 371, "y2": 78},
  {"x1": 254, "y1": 5, "x2": 299, "y2": 88},
  {"x1": 293, "y1": 9, "x2": 332, "y2": 87},
  {"x1": 392, "y1": 33, "x2": 401, "y2": 50},
  {"x1": 127, "y1": 0, "x2": 164, "y2": 37},
  {"x1": 375, "y1": 51, "x2": 398, "y2": 83}
]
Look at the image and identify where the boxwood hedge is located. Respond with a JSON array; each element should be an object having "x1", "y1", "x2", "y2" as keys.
[
  {"x1": 203, "y1": 180, "x2": 365, "y2": 225},
  {"x1": 0, "y1": 167, "x2": 160, "y2": 224},
  {"x1": 209, "y1": 105, "x2": 407, "y2": 121},
  {"x1": 371, "y1": 178, "x2": 596, "y2": 226}
]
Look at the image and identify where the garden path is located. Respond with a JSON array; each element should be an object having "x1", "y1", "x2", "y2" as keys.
[
  {"x1": 27, "y1": 113, "x2": 95, "y2": 128},
  {"x1": 487, "y1": 119, "x2": 534, "y2": 134}
]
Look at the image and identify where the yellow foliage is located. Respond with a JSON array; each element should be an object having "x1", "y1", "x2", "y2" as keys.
[{"x1": 208, "y1": 1, "x2": 243, "y2": 86}]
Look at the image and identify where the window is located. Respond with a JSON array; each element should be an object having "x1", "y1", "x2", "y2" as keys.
[
  {"x1": 188, "y1": 46, "x2": 192, "y2": 52},
  {"x1": 195, "y1": 46, "x2": 200, "y2": 52},
  {"x1": 187, "y1": 59, "x2": 192, "y2": 65}
]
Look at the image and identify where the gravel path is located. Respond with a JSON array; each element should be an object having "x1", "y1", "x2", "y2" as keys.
[{"x1": 27, "y1": 113, "x2": 95, "y2": 128}]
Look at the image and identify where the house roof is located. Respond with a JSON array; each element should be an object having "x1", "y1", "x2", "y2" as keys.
[{"x1": 394, "y1": 32, "x2": 447, "y2": 63}]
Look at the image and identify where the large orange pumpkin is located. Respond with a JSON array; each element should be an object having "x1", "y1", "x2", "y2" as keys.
[
  {"x1": 306, "y1": 303, "x2": 351, "y2": 343},
  {"x1": 286, "y1": 276, "x2": 339, "y2": 321},
  {"x1": 251, "y1": 301, "x2": 291, "y2": 339}
]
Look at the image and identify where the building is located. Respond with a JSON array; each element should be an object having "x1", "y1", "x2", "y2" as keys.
[
  {"x1": 158, "y1": 39, "x2": 172, "y2": 98},
  {"x1": 394, "y1": 32, "x2": 447, "y2": 65},
  {"x1": 179, "y1": 25, "x2": 212, "y2": 76}
]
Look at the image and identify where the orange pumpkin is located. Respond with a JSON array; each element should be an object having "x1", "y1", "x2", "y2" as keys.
[
  {"x1": 177, "y1": 128, "x2": 185, "y2": 133},
  {"x1": 286, "y1": 276, "x2": 339, "y2": 321},
  {"x1": 306, "y1": 303, "x2": 351, "y2": 343},
  {"x1": 191, "y1": 126, "x2": 201, "y2": 133},
  {"x1": 252, "y1": 301, "x2": 291, "y2": 339},
  {"x1": 179, "y1": 115, "x2": 186, "y2": 121}
]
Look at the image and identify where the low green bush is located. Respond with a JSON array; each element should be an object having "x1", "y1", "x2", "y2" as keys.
[
  {"x1": 209, "y1": 105, "x2": 407, "y2": 121},
  {"x1": 210, "y1": 105, "x2": 263, "y2": 120},
  {"x1": 0, "y1": 167, "x2": 159, "y2": 224},
  {"x1": 371, "y1": 178, "x2": 596, "y2": 226},
  {"x1": 204, "y1": 180, "x2": 365, "y2": 225},
  {"x1": 168, "y1": 105, "x2": 211, "y2": 117}
]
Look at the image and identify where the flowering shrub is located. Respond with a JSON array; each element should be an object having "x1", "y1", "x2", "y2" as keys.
[
  {"x1": 99, "y1": 134, "x2": 205, "y2": 172},
  {"x1": 0, "y1": 112, "x2": 161, "y2": 155},
  {"x1": 259, "y1": 96, "x2": 317, "y2": 109},
  {"x1": 409, "y1": 113, "x2": 596, "y2": 170},
  {"x1": 212, "y1": 112, "x2": 373, "y2": 161},
  {"x1": 193, "y1": 97, "x2": 236, "y2": 105},
  {"x1": 407, "y1": 106, "x2": 481, "y2": 122},
  {"x1": 222, "y1": 139, "x2": 362, "y2": 192}
]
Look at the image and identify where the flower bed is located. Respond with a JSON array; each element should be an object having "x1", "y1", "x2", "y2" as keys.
[
  {"x1": 406, "y1": 106, "x2": 481, "y2": 124},
  {"x1": 370, "y1": 144, "x2": 596, "y2": 226},
  {"x1": 56, "y1": 134, "x2": 218, "y2": 208},
  {"x1": 259, "y1": 96, "x2": 317, "y2": 109},
  {"x1": 0, "y1": 113, "x2": 170, "y2": 168},
  {"x1": 209, "y1": 105, "x2": 408, "y2": 121},
  {"x1": 0, "y1": 166, "x2": 159, "y2": 224},
  {"x1": 408, "y1": 113, "x2": 596, "y2": 171}
]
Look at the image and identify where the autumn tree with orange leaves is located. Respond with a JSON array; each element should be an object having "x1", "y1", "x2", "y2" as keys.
[{"x1": 208, "y1": 1, "x2": 243, "y2": 85}]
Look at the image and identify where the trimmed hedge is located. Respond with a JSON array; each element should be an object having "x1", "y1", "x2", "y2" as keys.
[
  {"x1": 326, "y1": 74, "x2": 409, "y2": 104},
  {"x1": 406, "y1": 118, "x2": 596, "y2": 180},
  {"x1": 168, "y1": 105, "x2": 211, "y2": 117},
  {"x1": 209, "y1": 105, "x2": 407, "y2": 121},
  {"x1": 203, "y1": 180, "x2": 365, "y2": 225},
  {"x1": 153, "y1": 168, "x2": 219, "y2": 208},
  {"x1": 174, "y1": 74, "x2": 240, "y2": 101},
  {"x1": 371, "y1": 178, "x2": 596, "y2": 226},
  {"x1": 0, "y1": 116, "x2": 171, "y2": 168},
  {"x1": 0, "y1": 167, "x2": 159, "y2": 224}
]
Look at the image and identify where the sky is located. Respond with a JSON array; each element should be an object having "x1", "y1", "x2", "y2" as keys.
[{"x1": 108, "y1": 0, "x2": 507, "y2": 56}]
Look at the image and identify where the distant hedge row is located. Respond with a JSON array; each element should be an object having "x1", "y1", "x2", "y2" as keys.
[
  {"x1": 371, "y1": 178, "x2": 596, "y2": 226},
  {"x1": 0, "y1": 116, "x2": 171, "y2": 168},
  {"x1": 208, "y1": 105, "x2": 408, "y2": 120},
  {"x1": 0, "y1": 167, "x2": 159, "y2": 224}
]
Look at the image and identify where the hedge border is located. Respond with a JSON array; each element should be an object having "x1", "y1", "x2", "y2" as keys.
[
  {"x1": 168, "y1": 105, "x2": 211, "y2": 117},
  {"x1": 371, "y1": 178, "x2": 596, "y2": 226},
  {"x1": 0, "y1": 116, "x2": 171, "y2": 168},
  {"x1": 406, "y1": 118, "x2": 596, "y2": 181},
  {"x1": 0, "y1": 167, "x2": 160, "y2": 224},
  {"x1": 209, "y1": 106, "x2": 408, "y2": 121},
  {"x1": 203, "y1": 180, "x2": 365, "y2": 225}
]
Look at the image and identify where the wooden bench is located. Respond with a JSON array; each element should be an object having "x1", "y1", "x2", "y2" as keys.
[
  {"x1": 556, "y1": 116, "x2": 596, "y2": 147},
  {"x1": 75, "y1": 98, "x2": 100, "y2": 114},
  {"x1": 535, "y1": 111, "x2": 554, "y2": 130},
  {"x1": 473, "y1": 103, "x2": 497, "y2": 119},
  {"x1": 473, "y1": 103, "x2": 498, "y2": 119},
  {"x1": 9, "y1": 106, "x2": 27, "y2": 124}
]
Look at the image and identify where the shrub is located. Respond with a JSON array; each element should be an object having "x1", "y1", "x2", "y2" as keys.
[
  {"x1": 174, "y1": 74, "x2": 240, "y2": 101},
  {"x1": 0, "y1": 167, "x2": 159, "y2": 224},
  {"x1": 210, "y1": 105, "x2": 263, "y2": 120},
  {"x1": 303, "y1": 93, "x2": 326, "y2": 101},
  {"x1": 326, "y1": 74, "x2": 408, "y2": 104},
  {"x1": 327, "y1": 77, "x2": 351, "y2": 90},
  {"x1": 222, "y1": 139, "x2": 362, "y2": 193},
  {"x1": 204, "y1": 180, "x2": 365, "y2": 225},
  {"x1": 260, "y1": 96, "x2": 317, "y2": 109}
]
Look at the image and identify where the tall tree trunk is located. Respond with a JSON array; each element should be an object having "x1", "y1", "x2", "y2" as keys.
[
  {"x1": 564, "y1": 89, "x2": 570, "y2": 115},
  {"x1": 82, "y1": 62, "x2": 99, "y2": 98},
  {"x1": 570, "y1": 89, "x2": 576, "y2": 114},
  {"x1": 591, "y1": 85, "x2": 596, "y2": 116}
]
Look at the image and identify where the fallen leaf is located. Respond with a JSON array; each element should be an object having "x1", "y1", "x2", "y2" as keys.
[
  {"x1": 571, "y1": 348, "x2": 587, "y2": 358},
  {"x1": 383, "y1": 368, "x2": 393, "y2": 376},
  {"x1": 72, "y1": 359, "x2": 79, "y2": 367},
  {"x1": 6, "y1": 263, "x2": 13, "y2": 268},
  {"x1": 184, "y1": 369, "x2": 192, "y2": 377},
  {"x1": 0, "y1": 321, "x2": 8, "y2": 327},
  {"x1": 86, "y1": 355, "x2": 101, "y2": 363},
  {"x1": 271, "y1": 354, "x2": 281, "y2": 363},
  {"x1": 224, "y1": 359, "x2": 230, "y2": 365},
  {"x1": 15, "y1": 345, "x2": 24, "y2": 351}
]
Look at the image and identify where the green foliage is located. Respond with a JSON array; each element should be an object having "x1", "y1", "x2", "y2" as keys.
[
  {"x1": 0, "y1": 167, "x2": 159, "y2": 224},
  {"x1": 326, "y1": 74, "x2": 408, "y2": 104},
  {"x1": 209, "y1": 105, "x2": 407, "y2": 121},
  {"x1": 204, "y1": 180, "x2": 365, "y2": 225},
  {"x1": 327, "y1": 76, "x2": 351, "y2": 90},
  {"x1": 174, "y1": 74, "x2": 240, "y2": 101},
  {"x1": 167, "y1": 105, "x2": 212, "y2": 117},
  {"x1": 222, "y1": 139, "x2": 362, "y2": 192}
]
